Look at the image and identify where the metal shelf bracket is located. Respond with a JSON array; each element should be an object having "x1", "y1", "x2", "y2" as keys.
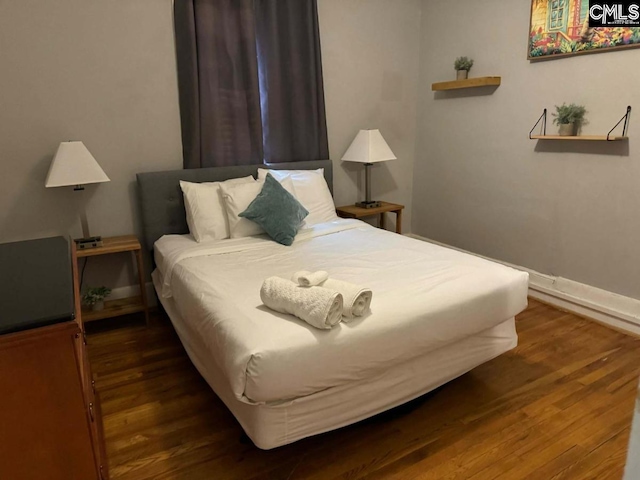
[
  {"x1": 529, "y1": 109, "x2": 547, "y2": 139},
  {"x1": 607, "y1": 106, "x2": 632, "y2": 141}
]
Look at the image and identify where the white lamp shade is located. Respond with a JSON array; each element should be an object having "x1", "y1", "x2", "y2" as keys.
[
  {"x1": 341, "y1": 129, "x2": 397, "y2": 164},
  {"x1": 45, "y1": 141, "x2": 110, "y2": 188}
]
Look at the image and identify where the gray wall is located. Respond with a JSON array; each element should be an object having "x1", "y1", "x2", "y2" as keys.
[
  {"x1": 0, "y1": 0, "x2": 183, "y2": 288},
  {"x1": 0, "y1": 0, "x2": 421, "y2": 289},
  {"x1": 319, "y1": 0, "x2": 421, "y2": 231},
  {"x1": 413, "y1": 0, "x2": 640, "y2": 300}
]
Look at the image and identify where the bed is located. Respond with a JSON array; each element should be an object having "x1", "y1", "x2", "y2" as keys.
[{"x1": 137, "y1": 160, "x2": 529, "y2": 450}]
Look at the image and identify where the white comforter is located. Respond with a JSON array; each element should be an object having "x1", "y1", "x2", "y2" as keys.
[{"x1": 155, "y1": 219, "x2": 529, "y2": 405}]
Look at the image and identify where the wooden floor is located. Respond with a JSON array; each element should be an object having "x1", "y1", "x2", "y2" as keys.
[{"x1": 86, "y1": 299, "x2": 640, "y2": 479}]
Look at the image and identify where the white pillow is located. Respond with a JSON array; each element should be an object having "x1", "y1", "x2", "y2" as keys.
[
  {"x1": 257, "y1": 168, "x2": 337, "y2": 226},
  {"x1": 221, "y1": 175, "x2": 296, "y2": 238},
  {"x1": 180, "y1": 176, "x2": 255, "y2": 243}
]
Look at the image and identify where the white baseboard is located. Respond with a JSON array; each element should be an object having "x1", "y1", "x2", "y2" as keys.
[
  {"x1": 406, "y1": 233, "x2": 640, "y2": 336},
  {"x1": 109, "y1": 282, "x2": 158, "y2": 308}
]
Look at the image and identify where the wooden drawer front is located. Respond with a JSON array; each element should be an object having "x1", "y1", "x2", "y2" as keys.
[
  {"x1": 72, "y1": 237, "x2": 108, "y2": 478},
  {"x1": 89, "y1": 391, "x2": 110, "y2": 480},
  {"x1": 75, "y1": 328, "x2": 92, "y2": 399},
  {"x1": 81, "y1": 340, "x2": 109, "y2": 479},
  {"x1": 80, "y1": 334, "x2": 95, "y2": 407}
]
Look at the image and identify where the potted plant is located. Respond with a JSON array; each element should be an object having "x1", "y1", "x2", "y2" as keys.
[
  {"x1": 553, "y1": 103, "x2": 587, "y2": 136},
  {"x1": 454, "y1": 56, "x2": 474, "y2": 80},
  {"x1": 83, "y1": 286, "x2": 112, "y2": 311}
]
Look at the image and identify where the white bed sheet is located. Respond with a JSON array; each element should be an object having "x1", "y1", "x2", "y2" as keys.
[
  {"x1": 154, "y1": 219, "x2": 529, "y2": 405},
  {"x1": 154, "y1": 269, "x2": 518, "y2": 450}
]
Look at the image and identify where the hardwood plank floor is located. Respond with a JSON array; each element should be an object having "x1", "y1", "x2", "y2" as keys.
[{"x1": 86, "y1": 299, "x2": 640, "y2": 479}]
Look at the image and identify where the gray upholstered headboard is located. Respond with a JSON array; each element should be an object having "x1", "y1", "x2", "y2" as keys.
[{"x1": 136, "y1": 160, "x2": 333, "y2": 251}]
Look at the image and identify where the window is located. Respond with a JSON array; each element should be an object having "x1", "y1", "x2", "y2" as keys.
[{"x1": 548, "y1": 0, "x2": 569, "y2": 31}]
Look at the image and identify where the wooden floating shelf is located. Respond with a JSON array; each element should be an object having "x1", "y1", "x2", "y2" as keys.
[
  {"x1": 431, "y1": 76, "x2": 501, "y2": 91},
  {"x1": 82, "y1": 296, "x2": 145, "y2": 322},
  {"x1": 530, "y1": 135, "x2": 628, "y2": 141},
  {"x1": 530, "y1": 107, "x2": 631, "y2": 143}
]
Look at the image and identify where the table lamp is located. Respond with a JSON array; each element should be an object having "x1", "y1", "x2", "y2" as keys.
[
  {"x1": 45, "y1": 141, "x2": 110, "y2": 249},
  {"x1": 341, "y1": 129, "x2": 396, "y2": 208}
]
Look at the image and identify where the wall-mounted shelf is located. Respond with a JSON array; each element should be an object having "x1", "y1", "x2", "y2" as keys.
[
  {"x1": 431, "y1": 76, "x2": 501, "y2": 91},
  {"x1": 529, "y1": 106, "x2": 632, "y2": 141},
  {"x1": 530, "y1": 135, "x2": 628, "y2": 141},
  {"x1": 82, "y1": 296, "x2": 146, "y2": 322}
]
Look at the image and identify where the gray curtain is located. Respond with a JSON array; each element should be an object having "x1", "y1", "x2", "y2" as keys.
[
  {"x1": 254, "y1": 0, "x2": 329, "y2": 163},
  {"x1": 174, "y1": 0, "x2": 264, "y2": 168},
  {"x1": 174, "y1": 0, "x2": 329, "y2": 168}
]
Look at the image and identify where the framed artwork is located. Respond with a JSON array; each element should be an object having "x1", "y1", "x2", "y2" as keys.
[{"x1": 528, "y1": 0, "x2": 640, "y2": 60}]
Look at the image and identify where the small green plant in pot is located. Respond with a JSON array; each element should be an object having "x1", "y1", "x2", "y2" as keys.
[
  {"x1": 83, "y1": 286, "x2": 112, "y2": 311},
  {"x1": 454, "y1": 56, "x2": 474, "y2": 80},
  {"x1": 553, "y1": 103, "x2": 586, "y2": 136}
]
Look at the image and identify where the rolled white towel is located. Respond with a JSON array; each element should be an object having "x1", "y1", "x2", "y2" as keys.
[
  {"x1": 292, "y1": 270, "x2": 329, "y2": 287},
  {"x1": 320, "y1": 278, "x2": 372, "y2": 320},
  {"x1": 260, "y1": 277, "x2": 343, "y2": 330}
]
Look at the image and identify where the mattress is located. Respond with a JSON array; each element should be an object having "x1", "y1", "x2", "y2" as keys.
[
  {"x1": 154, "y1": 269, "x2": 518, "y2": 449},
  {"x1": 154, "y1": 219, "x2": 529, "y2": 406}
]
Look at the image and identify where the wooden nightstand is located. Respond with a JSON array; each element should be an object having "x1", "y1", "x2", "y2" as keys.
[
  {"x1": 76, "y1": 235, "x2": 149, "y2": 326},
  {"x1": 336, "y1": 202, "x2": 404, "y2": 234}
]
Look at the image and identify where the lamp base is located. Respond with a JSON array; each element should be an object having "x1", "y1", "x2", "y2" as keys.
[
  {"x1": 355, "y1": 201, "x2": 381, "y2": 209},
  {"x1": 75, "y1": 236, "x2": 103, "y2": 250}
]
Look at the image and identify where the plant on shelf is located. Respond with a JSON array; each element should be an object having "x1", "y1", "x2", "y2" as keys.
[
  {"x1": 552, "y1": 103, "x2": 587, "y2": 136},
  {"x1": 83, "y1": 286, "x2": 112, "y2": 311},
  {"x1": 454, "y1": 56, "x2": 474, "y2": 80}
]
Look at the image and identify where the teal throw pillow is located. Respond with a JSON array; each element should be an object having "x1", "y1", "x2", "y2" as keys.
[{"x1": 239, "y1": 174, "x2": 309, "y2": 246}]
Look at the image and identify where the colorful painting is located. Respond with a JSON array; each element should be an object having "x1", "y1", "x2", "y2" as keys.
[{"x1": 528, "y1": 0, "x2": 640, "y2": 60}]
